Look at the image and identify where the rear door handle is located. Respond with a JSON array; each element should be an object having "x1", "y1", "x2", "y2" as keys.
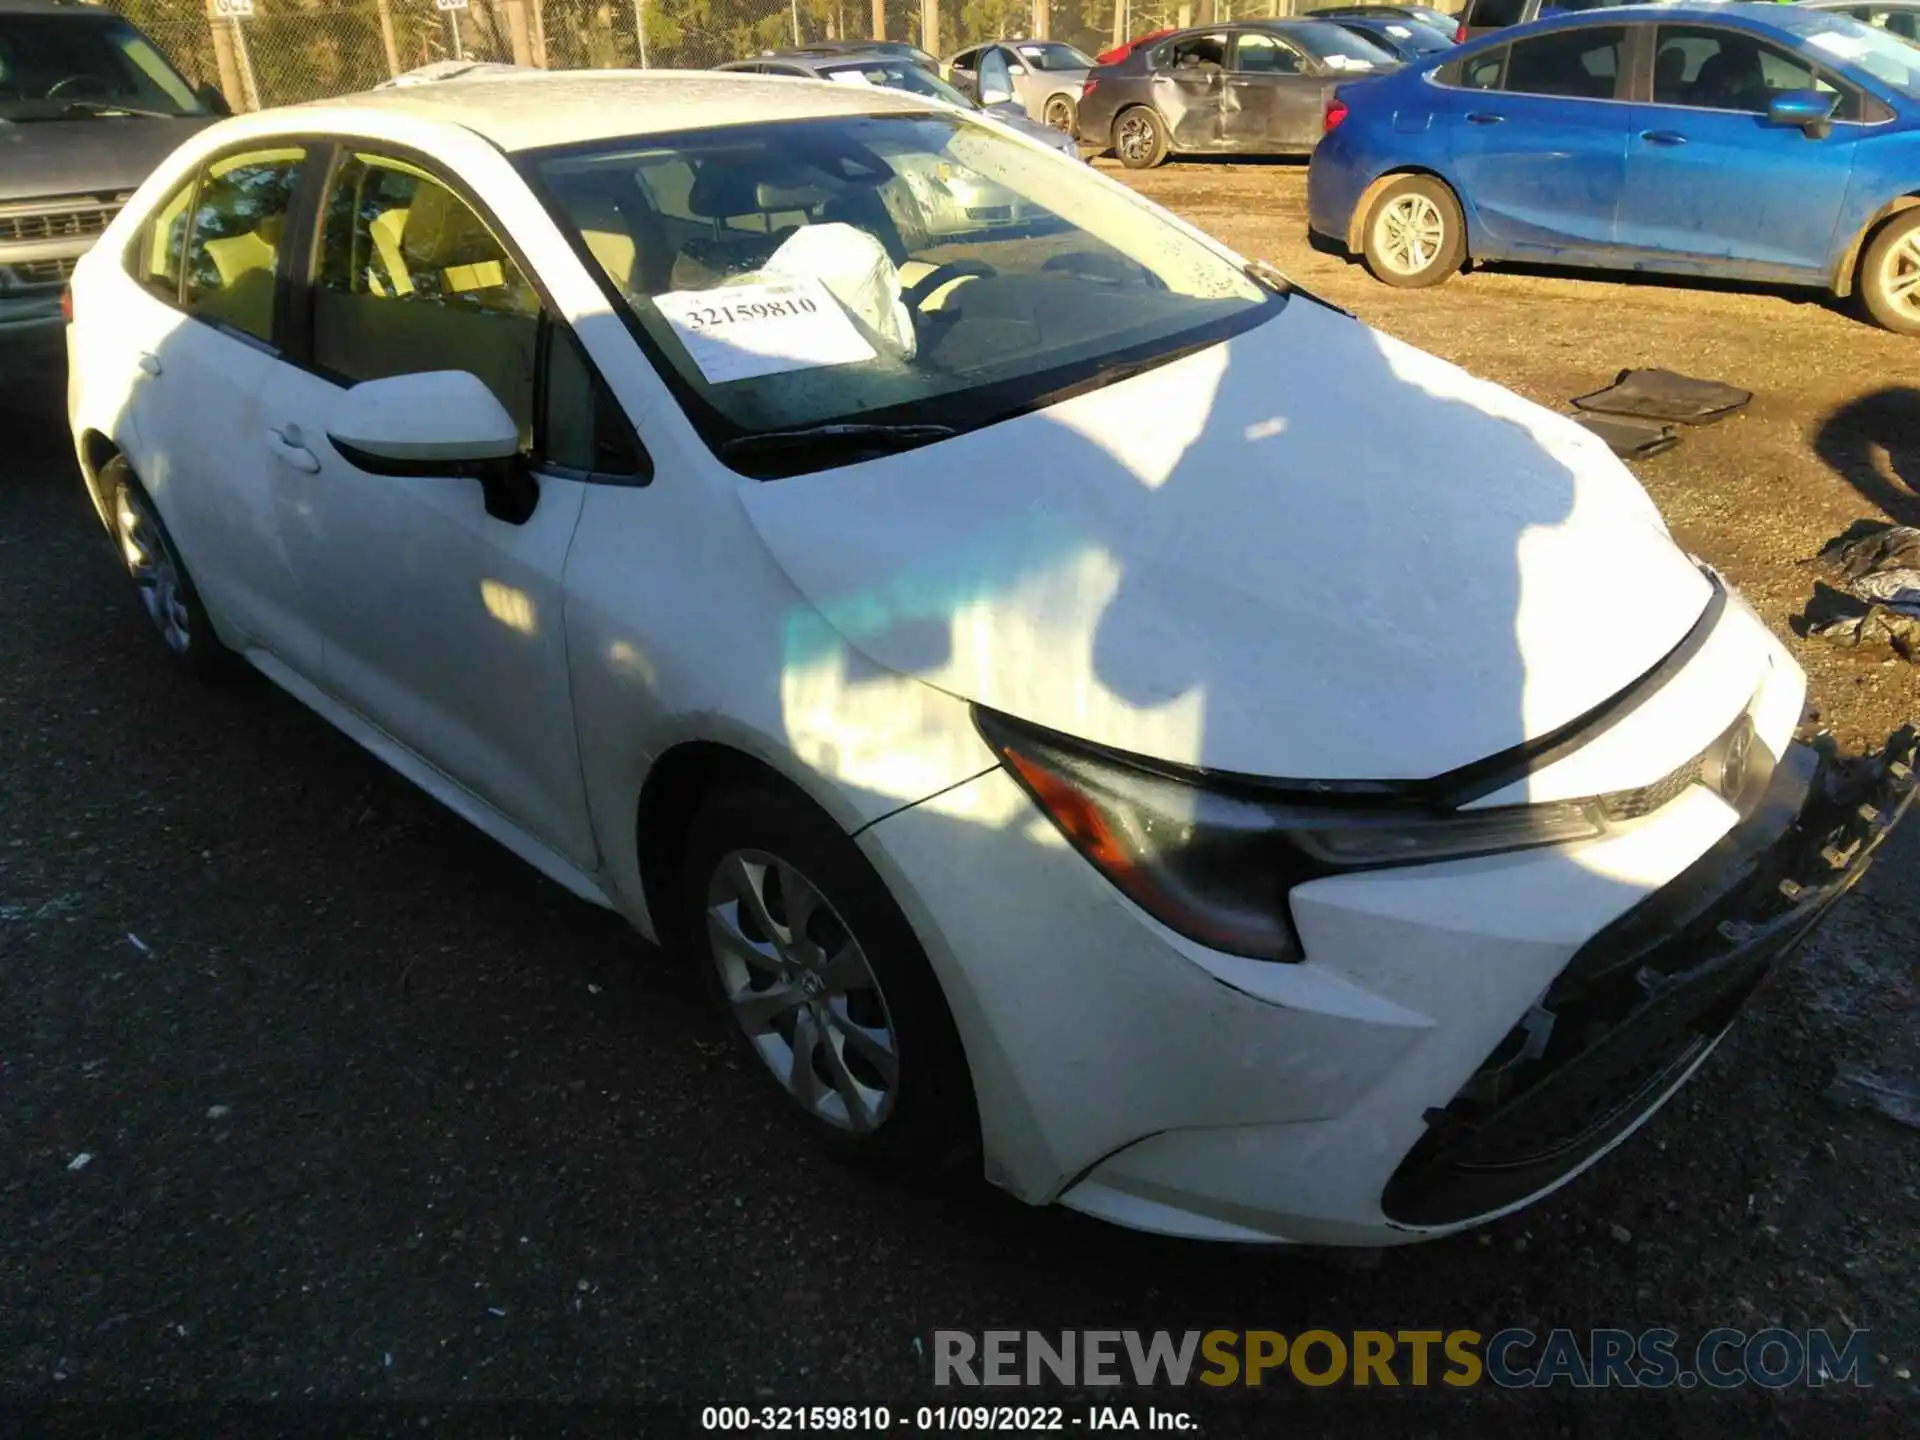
[
  {"x1": 1640, "y1": 129, "x2": 1687, "y2": 145},
  {"x1": 136, "y1": 353, "x2": 162, "y2": 378},
  {"x1": 1465, "y1": 111, "x2": 1505, "y2": 124},
  {"x1": 265, "y1": 425, "x2": 321, "y2": 474}
]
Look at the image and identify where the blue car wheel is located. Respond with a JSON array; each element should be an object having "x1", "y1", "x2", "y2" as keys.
[{"x1": 1361, "y1": 173, "x2": 1466, "y2": 289}]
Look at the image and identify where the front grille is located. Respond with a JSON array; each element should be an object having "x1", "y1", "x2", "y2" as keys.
[
  {"x1": 0, "y1": 203, "x2": 121, "y2": 245},
  {"x1": 1598, "y1": 745, "x2": 1708, "y2": 822},
  {"x1": 3, "y1": 256, "x2": 79, "y2": 287}
]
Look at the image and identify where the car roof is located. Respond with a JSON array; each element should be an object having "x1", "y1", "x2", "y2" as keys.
[
  {"x1": 1494, "y1": 1, "x2": 1888, "y2": 37},
  {"x1": 1799, "y1": 0, "x2": 1920, "y2": 7},
  {"x1": 292, "y1": 69, "x2": 932, "y2": 152}
]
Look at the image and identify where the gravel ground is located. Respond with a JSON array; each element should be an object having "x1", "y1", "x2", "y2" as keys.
[{"x1": 3, "y1": 160, "x2": 1919, "y2": 1437}]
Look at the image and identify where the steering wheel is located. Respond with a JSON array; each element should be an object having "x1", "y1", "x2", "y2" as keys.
[
  {"x1": 901, "y1": 259, "x2": 997, "y2": 313},
  {"x1": 46, "y1": 74, "x2": 111, "y2": 100}
]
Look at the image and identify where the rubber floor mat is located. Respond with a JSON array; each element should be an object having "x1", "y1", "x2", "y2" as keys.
[
  {"x1": 1572, "y1": 412, "x2": 1680, "y2": 460},
  {"x1": 1572, "y1": 369, "x2": 1752, "y2": 425}
]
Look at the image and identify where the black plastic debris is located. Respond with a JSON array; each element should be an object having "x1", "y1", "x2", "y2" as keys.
[
  {"x1": 1795, "y1": 522, "x2": 1920, "y2": 661},
  {"x1": 1573, "y1": 369, "x2": 1752, "y2": 425},
  {"x1": 1571, "y1": 412, "x2": 1680, "y2": 460}
]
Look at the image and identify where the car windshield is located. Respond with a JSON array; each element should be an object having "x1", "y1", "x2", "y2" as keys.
[
  {"x1": 1285, "y1": 22, "x2": 1401, "y2": 70},
  {"x1": 530, "y1": 113, "x2": 1275, "y2": 474},
  {"x1": 817, "y1": 59, "x2": 976, "y2": 108},
  {"x1": 0, "y1": 14, "x2": 205, "y2": 121},
  {"x1": 1014, "y1": 41, "x2": 1094, "y2": 70},
  {"x1": 1801, "y1": 15, "x2": 1920, "y2": 94}
]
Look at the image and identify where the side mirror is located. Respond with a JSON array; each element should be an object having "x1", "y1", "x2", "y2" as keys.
[
  {"x1": 327, "y1": 371, "x2": 538, "y2": 523},
  {"x1": 1766, "y1": 88, "x2": 1839, "y2": 137},
  {"x1": 195, "y1": 81, "x2": 232, "y2": 116},
  {"x1": 1007, "y1": 60, "x2": 1028, "y2": 76}
]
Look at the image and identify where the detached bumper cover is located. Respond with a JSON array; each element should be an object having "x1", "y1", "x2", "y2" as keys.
[{"x1": 1383, "y1": 726, "x2": 1919, "y2": 1227}]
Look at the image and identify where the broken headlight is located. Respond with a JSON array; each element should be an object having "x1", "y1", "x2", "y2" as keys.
[{"x1": 974, "y1": 708, "x2": 1606, "y2": 963}]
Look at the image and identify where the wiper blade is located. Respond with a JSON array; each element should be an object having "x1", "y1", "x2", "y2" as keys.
[
  {"x1": 61, "y1": 100, "x2": 180, "y2": 120},
  {"x1": 719, "y1": 422, "x2": 956, "y2": 471}
]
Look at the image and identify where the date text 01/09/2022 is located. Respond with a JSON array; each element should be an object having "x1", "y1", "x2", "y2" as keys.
[{"x1": 700, "y1": 1404, "x2": 1200, "y2": 1431}]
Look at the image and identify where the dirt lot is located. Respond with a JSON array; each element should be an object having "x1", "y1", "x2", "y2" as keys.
[{"x1": 3, "y1": 159, "x2": 1918, "y2": 1437}]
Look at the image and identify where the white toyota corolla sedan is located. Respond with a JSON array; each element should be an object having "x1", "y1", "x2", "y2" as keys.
[{"x1": 66, "y1": 71, "x2": 1915, "y2": 1245}]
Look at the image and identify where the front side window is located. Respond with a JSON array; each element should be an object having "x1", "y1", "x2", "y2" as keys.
[
  {"x1": 312, "y1": 154, "x2": 541, "y2": 445},
  {"x1": 1233, "y1": 33, "x2": 1303, "y2": 75},
  {"x1": 1501, "y1": 25, "x2": 1626, "y2": 99},
  {"x1": 181, "y1": 147, "x2": 306, "y2": 344},
  {"x1": 0, "y1": 14, "x2": 205, "y2": 121},
  {"x1": 531, "y1": 113, "x2": 1274, "y2": 474},
  {"x1": 1653, "y1": 25, "x2": 1861, "y2": 118}
]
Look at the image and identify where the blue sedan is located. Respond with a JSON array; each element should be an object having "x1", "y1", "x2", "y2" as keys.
[{"x1": 1307, "y1": 3, "x2": 1920, "y2": 331}]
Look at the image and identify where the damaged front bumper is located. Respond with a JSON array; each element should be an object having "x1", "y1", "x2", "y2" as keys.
[{"x1": 1383, "y1": 725, "x2": 1919, "y2": 1228}]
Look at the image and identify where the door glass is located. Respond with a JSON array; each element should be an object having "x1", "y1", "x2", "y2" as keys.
[
  {"x1": 1158, "y1": 34, "x2": 1230, "y2": 70},
  {"x1": 311, "y1": 153, "x2": 541, "y2": 447},
  {"x1": 1466, "y1": 0, "x2": 1526, "y2": 28},
  {"x1": 1460, "y1": 46, "x2": 1507, "y2": 89},
  {"x1": 1652, "y1": 26, "x2": 1855, "y2": 118},
  {"x1": 1501, "y1": 25, "x2": 1625, "y2": 99},
  {"x1": 1233, "y1": 33, "x2": 1301, "y2": 74},
  {"x1": 132, "y1": 175, "x2": 193, "y2": 301},
  {"x1": 181, "y1": 147, "x2": 306, "y2": 344}
]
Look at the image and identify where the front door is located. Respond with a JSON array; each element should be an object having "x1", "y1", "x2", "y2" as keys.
[
  {"x1": 1224, "y1": 30, "x2": 1325, "y2": 150},
  {"x1": 1619, "y1": 24, "x2": 1863, "y2": 279},
  {"x1": 1440, "y1": 24, "x2": 1633, "y2": 257},
  {"x1": 260, "y1": 149, "x2": 598, "y2": 865}
]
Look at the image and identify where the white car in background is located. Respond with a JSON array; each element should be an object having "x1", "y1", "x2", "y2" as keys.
[{"x1": 65, "y1": 71, "x2": 1915, "y2": 1245}]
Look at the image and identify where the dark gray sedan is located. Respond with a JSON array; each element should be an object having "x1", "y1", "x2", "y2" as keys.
[{"x1": 1076, "y1": 20, "x2": 1400, "y2": 168}]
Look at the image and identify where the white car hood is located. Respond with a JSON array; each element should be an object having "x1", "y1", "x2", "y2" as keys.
[{"x1": 741, "y1": 299, "x2": 1712, "y2": 780}]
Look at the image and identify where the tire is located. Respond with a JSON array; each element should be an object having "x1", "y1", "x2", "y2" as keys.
[
  {"x1": 1112, "y1": 106, "x2": 1169, "y2": 169},
  {"x1": 1360, "y1": 174, "x2": 1467, "y2": 289},
  {"x1": 1859, "y1": 209, "x2": 1920, "y2": 336},
  {"x1": 1044, "y1": 94, "x2": 1077, "y2": 135},
  {"x1": 680, "y1": 781, "x2": 977, "y2": 1174},
  {"x1": 103, "y1": 458, "x2": 243, "y2": 680}
]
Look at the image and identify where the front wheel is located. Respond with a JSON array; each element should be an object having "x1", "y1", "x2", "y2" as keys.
[
  {"x1": 1361, "y1": 174, "x2": 1467, "y2": 289},
  {"x1": 681, "y1": 782, "x2": 976, "y2": 1174},
  {"x1": 1859, "y1": 210, "x2": 1920, "y2": 336},
  {"x1": 1112, "y1": 106, "x2": 1169, "y2": 169}
]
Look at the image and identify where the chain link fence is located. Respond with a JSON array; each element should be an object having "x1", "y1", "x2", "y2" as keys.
[{"x1": 104, "y1": 0, "x2": 1449, "y2": 112}]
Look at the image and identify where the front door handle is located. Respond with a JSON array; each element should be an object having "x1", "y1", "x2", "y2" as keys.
[
  {"x1": 1466, "y1": 111, "x2": 1505, "y2": 124},
  {"x1": 1640, "y1": 129, "x2": 1688, "y2": 145},
  {"x1": 265, "y1": 425, "x2": 321, "y2": 474},
  {"x1": 136, "y1": 353, "x2": 162, "y2": 378}
]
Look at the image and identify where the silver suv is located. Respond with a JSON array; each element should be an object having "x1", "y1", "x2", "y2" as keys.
[{"x1": 1, "y1": 0, "x2": 222, "y2": 346}]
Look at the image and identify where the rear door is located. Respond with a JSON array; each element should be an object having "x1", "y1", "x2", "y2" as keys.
[
  {"x1": 1438, "y1": 24, "x2": 1632, "y2": 257},
  {"x1": 1619, "y1": 23, "x2": 1864, "y2": 278},
  {"x1": 1225, "y1": 29, "x2": 1326, "y2": 150},
  {"x1": 115, "y1": 143, "x2": 322, "y2": 673},
  {"x1": 1149, "y1": 32, "x2": 1232, "y2": 149}
]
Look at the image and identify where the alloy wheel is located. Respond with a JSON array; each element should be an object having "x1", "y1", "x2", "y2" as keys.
[
  {"x1": 1879, "y1": 231, "x2": 1920, "y2": 322},
  {"x1": 1115, "y1": 112, "x2": 1156, "y2": 164},
  {"x1": 1045, "y1": 97, "x2": 1074, "y2": 132},
  {"x1": 114, "y1": 486, "x2": 192, "y2": 655},
  {"x1": 1376, "y1": 193, "x2": 1446, "y2": 276},
  {"x1": 706, "y1": 849, "x2": 900, "y2": 1134}
]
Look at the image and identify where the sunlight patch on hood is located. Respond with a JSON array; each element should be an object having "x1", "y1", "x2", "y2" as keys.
[{"x1": 1045, "y1": 340, "x2": 1229, "y2": 490}]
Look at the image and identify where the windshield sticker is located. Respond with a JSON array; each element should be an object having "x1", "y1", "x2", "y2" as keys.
[
  {"x1": 653, "y1": 277, "x2": 877, "y2": 384},
  {"x1": 1324, "y1": 55, "x2": 1376, "y2": 70},
  {"x1": 1807, "y1": 30, "x2": 1873, "y2": 59},
  {"x1": 827, "y1": 69, "x2": 875, "y2": 85},
  {"x1": 1387, "y1": 24, "x2": 1412, "y2": 35}
]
